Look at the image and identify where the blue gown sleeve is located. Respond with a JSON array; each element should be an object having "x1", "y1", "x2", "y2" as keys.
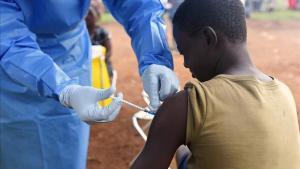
[
  {"x1": 102, "y1": 0, "x2": 173, "y2": 75},
  {"x1": 0, "y1": 1, "x2": 75, "y2": 99}
]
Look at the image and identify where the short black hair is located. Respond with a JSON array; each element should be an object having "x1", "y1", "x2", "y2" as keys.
[{"x1": 173, "y1": 0, "x2": 247, "y2": 42}]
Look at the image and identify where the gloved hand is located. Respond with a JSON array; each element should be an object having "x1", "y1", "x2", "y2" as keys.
[
  {"x1": 59, "y1": 85, "x2": 123, "y2": 123},
  {"x1": 142, "y1": 64, "x2": 179, "y2": 112}
]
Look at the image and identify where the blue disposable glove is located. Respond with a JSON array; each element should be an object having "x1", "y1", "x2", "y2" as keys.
[
  {"x1": 59, "y1": 85, "x2": 123, "y2": 123},
  {"x1": 142, "y1": 64, "x2": 179, "y2": 112}
]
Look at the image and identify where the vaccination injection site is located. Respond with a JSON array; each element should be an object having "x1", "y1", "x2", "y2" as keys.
[{"x1": 0, "y1": 0, "x2": 300, "y2": 169}]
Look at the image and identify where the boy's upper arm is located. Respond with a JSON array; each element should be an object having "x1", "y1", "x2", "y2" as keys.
[{"x1": 131, "y1": 90, "x2": 188, "y2": 169}]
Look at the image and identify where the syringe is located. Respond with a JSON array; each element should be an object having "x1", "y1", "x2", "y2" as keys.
[{"x1": 110, "y1": 96, "x2": 152, "y2": 114}]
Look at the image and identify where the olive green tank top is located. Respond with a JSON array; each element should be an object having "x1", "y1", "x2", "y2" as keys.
[{"x1": 184, "y1": 74, "x2": 300, "y2": 169}]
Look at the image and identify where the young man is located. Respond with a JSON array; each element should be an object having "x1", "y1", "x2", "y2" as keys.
[{"x1": 131, "y1": 0, "x2": 300, "y2": 169}]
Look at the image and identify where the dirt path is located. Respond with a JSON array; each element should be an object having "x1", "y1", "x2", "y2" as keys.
[{"x1": 87, "y1": 20, "x2": 300, "y2": 169}]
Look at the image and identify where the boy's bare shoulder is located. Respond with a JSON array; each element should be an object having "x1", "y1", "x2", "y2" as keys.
[
  {"x1": 162, "y1": 90, "x2": 187, "y2": 111},
  {"x1": 155, "y1": 90, "x2": 188, "y2": 126}
]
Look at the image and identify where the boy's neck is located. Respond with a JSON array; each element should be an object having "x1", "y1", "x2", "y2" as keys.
[{"x1": 215, "y1": 42, "x2": 271, "y2": 82}]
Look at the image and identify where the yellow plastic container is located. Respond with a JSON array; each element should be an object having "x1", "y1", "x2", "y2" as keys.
[{"x1": 91, "y1": 45, "x2": 112, "y2": 106}]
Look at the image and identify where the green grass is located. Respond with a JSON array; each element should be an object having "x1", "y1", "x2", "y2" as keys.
[
  {"x1": 251, "y1": 9, "x2": 300, "y2": 21},
  {"x1": 99, "y1": 13, "x2": 115, "y2": 23}
]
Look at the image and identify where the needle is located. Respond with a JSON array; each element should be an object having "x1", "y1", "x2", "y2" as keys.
[{"x1": 110, "y1": 96, "x2": 151, "y2": 113}]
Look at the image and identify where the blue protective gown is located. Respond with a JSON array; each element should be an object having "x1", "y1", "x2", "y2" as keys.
[
  {"x1": 0, "y1": 0, "x2": 172, "y2": 168},
  {"x1": 0, "y1": 0, "x2": 91, "y2": 169},
  {"x1": 103, "y1": 0, "x2": 173, "y2": 75}
]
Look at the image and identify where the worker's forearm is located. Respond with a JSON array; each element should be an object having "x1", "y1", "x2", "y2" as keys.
[
  {"x1": 0, "y1": 1, "x2": 74, "y2": 98},
  {"x1": 102, "y1": 0, "x2": 173, "y2": 75}
]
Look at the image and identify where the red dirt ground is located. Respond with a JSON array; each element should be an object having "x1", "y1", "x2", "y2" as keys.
[{"x1": 87, "y1": 20, "x2": 300, "y2": 169}]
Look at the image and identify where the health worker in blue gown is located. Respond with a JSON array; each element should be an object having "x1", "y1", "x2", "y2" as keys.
[{"x1": 0, "y1": 0, "x2": 179, "y2": 169}]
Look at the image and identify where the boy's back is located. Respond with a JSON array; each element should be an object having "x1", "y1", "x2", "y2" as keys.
[{"x1": 185, "y1": 74, "x2": 300, "y2": 169}]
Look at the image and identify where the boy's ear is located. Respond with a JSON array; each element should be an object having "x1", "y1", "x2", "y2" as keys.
[{"x1": 202, "y1": 26, "x2": 218, "y2": 47}]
